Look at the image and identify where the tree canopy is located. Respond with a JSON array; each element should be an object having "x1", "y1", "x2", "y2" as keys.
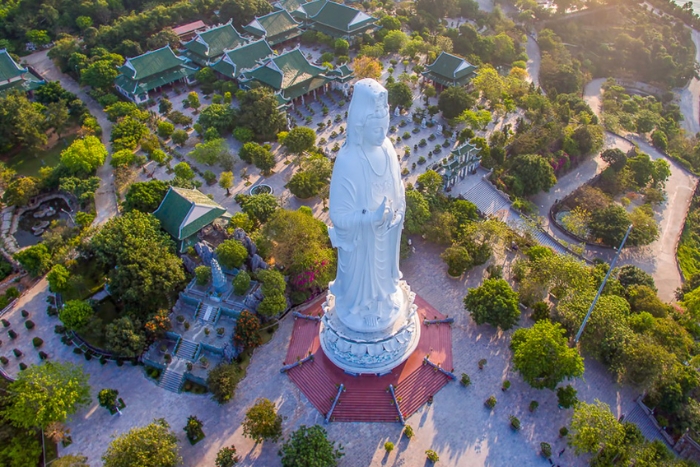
[
  {"x1": 510, "y1": 320, "x2": 584, "y2": 389},
  {"x1": 123, "y1": 180, "x2": 169, "y2": 213},
  {"x1": 283, "y1": 126, "x2": 316, "y2": 155},
  {"x1": 279, "y1": 425, "x2": 344, "y2": 467},
  {"x1": 60, "y1": 136, "x2": 107, "y2": 175},
  {"x1": 102, "y1": 419, "x2": 180, "y2": 467},
  {"x1": 216, "y1": 239, "x2": 248, "y2": 270},
  {"x1": 237, "y1": 88, "x2": 286, "y2": 142},
  {"x1": 59, "y1": 300, "x2": 94, "y2": 331},
  {"x1": 463, "y1": 278, "x2": 520, "y2": 330},
  {"x1": 242, "y1": 398, "x2": 283, "y2": 442}
]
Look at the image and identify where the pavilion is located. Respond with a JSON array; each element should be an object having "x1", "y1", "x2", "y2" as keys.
[
  {"x1": 0, "y1": 49, "x2": 44, "y2": 96},
  {"x1": 243, "y1": 10, "x2": 302, "y2": 47},
  {"x1": 153, "y1": 186, "x2": 229, "y2": 253},
  {"x1": 238, "y1": 48, "x2": 333, "y2": 107},
  {"x1": 291, "y1": 0, "x2": 378, "y2": 43},
  {"x1": 115, "y1": 45, "x2": 199, "y2": 104},
  {"x1": 422, "y1": 52, "x2": 477, "y2": 90},
  {"x1": 180, "y1": 22, "x2": 247, "y2": 67},
  {"x1": 210, "y1": 39, "x2": 275, "y2": 80},
  {"x1": 441, "y1": 141, "x2": 481, "y2": 189}
]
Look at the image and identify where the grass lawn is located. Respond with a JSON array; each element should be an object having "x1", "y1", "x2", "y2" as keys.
[{"x1": 2, "y1": 134, "x2": 76, "y2": 177}]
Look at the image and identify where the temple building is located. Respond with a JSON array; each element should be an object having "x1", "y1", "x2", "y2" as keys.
[
  {"x1": 243, "y1": 10, "x2": 302, "y2": 47},
  {"x1": 180, "y1": 22, "x2": 247, "y2": 67},
  {"x1": 172, "y1": 20, "x2": 207, "y2": 41},
  {"x1": 292, "y1": 0, "x2": 378, "y2": 42},
  {"x1": 422, "y1": 52, "x2": 477, "y2": 90},
  {"x1": 210, "y1": 39, "x2": 275, "y2": 80},
  {"x1": 115, "y1": 46, "x2": 199, "y2": 104},
  {"x1": 441, "y1": 141, "x2": 481, "y2": 189},
  {"x1": 272, "y1": 0, "x2": 309, "y2": 13},
  {"x1": 154, "y1": 186, "x2": 228, "y2": 253},
  {"x1": 238, "y1": 48, "x2": 332, "y2": 107},
  {"x1": 0, "y1": 49, "x2": 44, "y2": 95}
]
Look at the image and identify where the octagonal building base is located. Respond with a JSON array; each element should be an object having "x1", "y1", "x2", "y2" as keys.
[{"x1": 283, "y1": 293, "x2": 453, "y2": 423}]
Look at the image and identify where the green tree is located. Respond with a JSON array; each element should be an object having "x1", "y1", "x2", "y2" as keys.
[
  {"x1": 238, "y1": 193, "x2": 279, "y2": 225},
  {"x1": 185, "y1": 92, "x2": 200, "y2": 111},
  {"x1": 0, "y1": 92, "x2": 48, "y2": 151},
  {"x1": 1, "y1": 361, "x2": 91, "y2": 429},
  {"x1": 237, "y1": 88, "x2": 287, "y2": 141},
  {"x1": 568, "y1": 400, "x2": 625, "y2": 455},
  {"x1": 441, "y1": 245, "x2": 472, "y2": 276},
  {"x1": 438, "y1": 86, "x2": 474, "y2": 120},
  {"x1": 3, "y1": 176, "x2": 39, "y2": 207},
  {"x1": 628, "y1": 206, "x2": 658, "y2": 246},
  {"x1": 157, "y1": 121, "x2": 175, "y2": 139},
  {"x1": 198, "y1": 103, "x2": 235, "y2": 134},
  {"x1": 171, "y1": 129, "x2": 188, "y2": 146},
  {"x1": 242, "y1": 398, "x2": 283, "y2": 442},
  {"x1": 387, "y1": 81, "x2": 413, "y2": 109},
  {"x1": 510, "y1": 320, "x2": 584, "y2": 389},
  {"x1": 379, "y1": 16, "x2": 401, "y2": 30},
  {"x1": 234, "y1": 310, "x2": 262, "y2": 348},
  {"x1": 334, "y1": 38, "x2": 349, "y2": 55},
  {"x1": 14, "y1": 243, "x2": 51, "y2": 277},
  {"x1": 416, "y1": 170, "x2": 444, "y2": 196},
  {"x1": 191, "y1": 138, "x2": 230, "y2": 166},
  {"x1": 60, "y1": 136, "x2": 107, "y2": 175},
  {"x1": 617, "y1": 265, "x2": 656, "y2": 291},
  {"x1": 219, "y1": 171, "x2": 234, "y2": 196},
  {"x1": 233, "y1": 271, "x2": 251, "y2": 295},
  {"x1": 47, "y1": 264, "x2": 70, "y2": 293},
  {"x1": 59, "y1": 300, "x2": 93, "y2": 331},
  {"x1": 80, "y1": 60, "x2": 119, "y2": 90},
  {"x1": 173, "y1": 162, "x2": 195, "y2": 180},
  {"x1": 601, "y1": 148, "x2": 627, "y2": 171},
  {"x1": 458, "y1": 109, "x2": 492, "y2": 130},
  {"x1": 52, "y1": 454, "x2": 90, "y2": 467},
  {"x1": 628, "y1": 152, "x2": 654, "y2": 187},
  {"x1": 510, "y1": 154, "x2": 556, "y2": 196},
  {"x1": 105, "y1": 317, "x2": 146, "y2": 357},
  {"x1": 215, "y1": 445, "x2": 239, "y2": 467},
  {"x1": 252, "y1": 144, "x2": 275, "y2": 174},
  {"x1": 588, "y1": 205, "x2": 630, "y2": 247},
  {"x1": 98, "y1": 388, "x2": 119, "y2": 411},
  {"x1": 216, "y1": 240, "x2": 248, "y2": 269},
  {"x1": 207, "y1": 363, "x2": 244, "y2": 404},
  {"x1": 123, "y1": 180, "x2": 169, "y2": 213},
  {"x1": 651, "y1": 159, "x2": 671, "y2": 187},
  {"x1": 195, "y1": 265, "x2": 211, "y2": 286},
  {"x1": 283, "y1": 126, "x2": 316, "y2": 156},
  {"x1": 464, "y1": 278, "x2": 520, "y2": 330},
  {"x1": 102, "y1": 419, "x2": 181, "y2": 467},
  {"x1": 279, "y1": 425, "x2": 344, "y2": 467},
  {"x1": 383, "y1": 30, "x2": 409, "y2": 53},
  {"x1": 404, "y1": 190, "x2": 430, "y2": 234},
  {"x1": 46, "y1": 100, "x2": 70, "y2": 138},
  {"x1": 473, "y1": 65, "x2": 506, "y2": 105}
]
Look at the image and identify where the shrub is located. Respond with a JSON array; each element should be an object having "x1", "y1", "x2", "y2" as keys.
[
  {"x1": 8, "y1": 330, "x2": 17, "y2": 339},
  {"x1": 460, "y1": 373, "x2": 471, "y2": 387},
  {"x1": 426, "y1": 450, "x2": 439, "y2": 462},
  {"x1": 557, "y1": 385, "x2": 578, "y2": 408},
  {"x1": 501, "y1": 380, "x2": 511, "y2": 391},
  {"x1": 21, "y1": 310, "x2": 29, "y2": 318},
  {"x1": 540, "y1": 442, "x2": 552, "y2": 457},
  {"x1": 39, "y1": 351, "x2": 48, "y2": 360},
  {"x1": 0, "y1": 356, "x2": 7, "y2": 364},
  {"x1": 529, "y1": 400, "x2": 539, "y2": 412},
  {"x1": 559, "y1": 426, "x2": 569, "y2": 437},
  {"x1": 73, "y1": 347, "x2": 83, "y2": 355},
  {"x1": 215, "y1": 445, "x2": 239, "y2": 467},
  {"x1": 531, "y1": 301, "x2": 550, "y2": 321},
  {"x1": 203, "y1": 170, "x2": 217, "y2": 185},
  {"x1": 478, "y1": 358, "x2": 487, "y2": 369},
  {"x1": 1, "y1": 319, "x2": 8, "y2": 327},
  {"x1": 12, "y1": 348, "x2": 21, "y2": 357},
  {"x1": 485, "y1": 395, "x2": 497, "y2": 409},
  {"x1": 32, "y1": 337, "x2": 43, "y2": 348},
  {"x1": 509, "y1": 415, "x2": 520, "y2": 430},
  {"x1": 47, "y1": 306, "x2": 58, "y2": 316},
  {"x1": 195, "y1": 266, "x2": 211, "y2": 286},
  {"x1": 84, "y1": 351, "x2": 93, "y2": 361},
  {"x1": 25, "y1": 320, "x2": 35, "y2": 330},
  {"x1": 19, "y1": 362, "x2": 26, "y2": 370},
  {"x1": 384, "y1": 441, "x2": 394, "y2": 452}
]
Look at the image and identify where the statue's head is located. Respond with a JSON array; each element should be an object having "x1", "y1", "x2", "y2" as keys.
[{"x1": 346, "y1": 79, "x2": 390, "y2": 148}]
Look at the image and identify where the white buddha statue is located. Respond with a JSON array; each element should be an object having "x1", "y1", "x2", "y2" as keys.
[{"x1": 320, "y1": 79, "x2": 420, "y2": 374}]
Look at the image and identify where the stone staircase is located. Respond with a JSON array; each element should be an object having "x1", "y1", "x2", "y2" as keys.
[
  {"x1": 461, "y1": 179, "x2": 568, "y2": 255},
  {"x1": 625, "y1": 403, "x2": 672, "y2": 447},
  {"x1": 175, "y1": 339, "x2": 199, "y2": 361},
  {"x1": 159, "y1": 368, "x2": 184, "y2": 393},
  {"x1": 201, "y1": 304, "x2": 216, "y2": 323}
]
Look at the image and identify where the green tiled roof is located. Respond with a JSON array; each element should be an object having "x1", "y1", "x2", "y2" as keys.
[
  {"x1": 291, "y1": 0, "x2": 325, "y2": 19},
  {"x1": 0, "y1": 49, "x2": 25, "y2": 82},
  {"x1": 452, "y1": 142, "x2": 478, "y2": 157},
  {"x1": 308, "y1": 1, "x2": 377, "y2": 34},
  {"x1": 115, "y1": 65, "x2": 197, "y2": 95},
  {"x1": 241, "y1": 48, "x2": 329, "y2": 99},
  {"x1": 181, "y1": 23, "x2": 246, "y2": 64},
  {"x1": 327, "y1": 63, "x2": 354, "y2": 82},
  {"x1": 118, "y1": 46, "x2": 189, "y2": 80},
  {"x1": 422, "y1": 52, "x2": 477, "y2": 86},
  {"x1": 211, "y1": 40, "x2": 274, "y2": 78},
  {"x1": 274, "y1": 0, "x2": 309, "y2": 13},
  {"x1": 243, "y1": 10, "x2": 301, "y2": 45},
  {"x1": 153, "y1": 186, "x2": 226, "y2": 241}
]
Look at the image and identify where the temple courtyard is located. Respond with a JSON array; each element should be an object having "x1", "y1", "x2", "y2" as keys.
[{"x1": 1, "y1": 239, "x2": 637, "y2": 467}]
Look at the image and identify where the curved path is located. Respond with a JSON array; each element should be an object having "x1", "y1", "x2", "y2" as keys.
[{"x1": 22, "y1": 49, "x2": 118, "y2": 225}]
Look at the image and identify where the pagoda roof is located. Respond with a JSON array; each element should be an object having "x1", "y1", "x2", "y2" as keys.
[
  {"x1": 243, "y1": 10, "x2": 302, "y2": 45},
  {"x1": 311, "y1": 1, "x2": 376, "y2": 33},
  {"x1": 326, "y1": 63, "x2": 354, "y2": 82},
  {"x1": 0, "y1": 49, "x2": 26, "y2": 81},
  {"x1": 118, "y1": 46, "x2": 193, "y2": 81},
  {"x1": 291, "y1": 0, "x2": 326, "y2": 19},
  {"x1": 239, "y1": 48, "x2": 330, "y2": 100},
  {"x1": 273, "y1": 0, "x2": 310, "y2": 13},
  {"x1": 422, "y1": 52, "x2": 477, "y2": 87},
  {"x1": 451, "y1": 141, "x2": 478, "y2": 157},
  {"x1": 153, "y1": 186, "x2": 227, "y2": 241},
  {"x1": 210, "y1": 39, "x2": 275, "y2": 79},
  {"x1": 181, "y1": 22, "x2": 246, "y2": 64}
]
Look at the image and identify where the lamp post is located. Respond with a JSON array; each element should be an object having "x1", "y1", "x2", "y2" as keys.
[{"x1": 574, "y1": 223, "x2": 633, "y2": 344}]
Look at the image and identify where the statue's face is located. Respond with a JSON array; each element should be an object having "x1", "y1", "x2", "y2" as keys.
[{"x1": 363, "y1": 112, "x2": 389, "y2": 147}]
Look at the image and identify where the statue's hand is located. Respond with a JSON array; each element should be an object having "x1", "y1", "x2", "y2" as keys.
[
  {"x1": 388, "y1": 212, "x2": 403, "y2": 230},
  {"x1": 371, "y1": 197, "x2": 391, "y2": 227}
]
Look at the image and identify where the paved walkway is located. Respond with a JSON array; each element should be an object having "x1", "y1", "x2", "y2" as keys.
[
  {"x1": 22, "y1": 50, "x2": 119, "y2": 226},
  {"x1": 0, "y1": 242, "x2": 641, "y2": 467}
]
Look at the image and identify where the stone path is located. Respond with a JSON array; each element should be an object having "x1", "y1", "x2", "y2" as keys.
[{"x1": 22, "y1": 50, "x2": 119, "y2": 226}]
